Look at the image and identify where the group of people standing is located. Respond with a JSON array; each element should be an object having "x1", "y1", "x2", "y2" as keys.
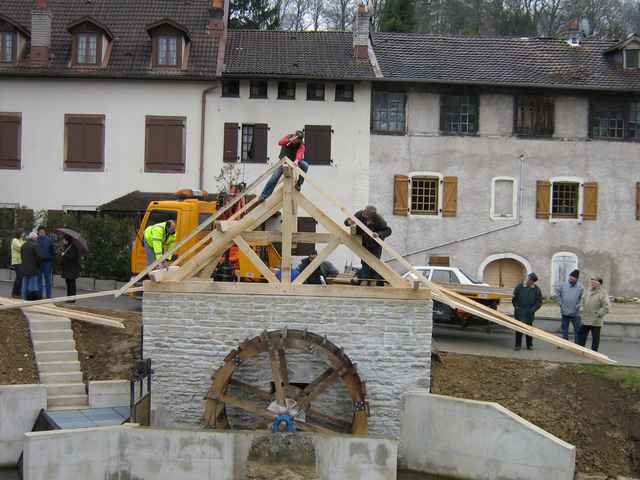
[
  {"x1": 10, "y1": 227, "x2": 81, "y2": 300},
  {"x1": 512, "y1": 269, "x2": 610, "y2": 352}
]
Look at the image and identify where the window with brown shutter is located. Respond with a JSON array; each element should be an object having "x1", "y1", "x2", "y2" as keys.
[
  {"x1": 442, "y1": 176, "x2": 458, "y2": 217},
  {"x1": 0, "y1": 113, "x2": 21, "y2": 170},
  {"x1": 293, "y1": 217, "x2": 317, "y2": 256},
  {"x1": 223, "y1": 122, "x2": 239, "y2": 163},
  {"x1": 144, "y1": 116, "x2": 186, "y2": 173},
  {"x1": 582, "y1": 182, "x2": 598, "y2": 221},
  {"x1": 393, "y1": 175, "x2": 409, "y2": 216},
  {"x1": 241, "y1": 123, "x2": 268, "y2": 163},
  {"x1": 536, "y1": 180, "x2": 551, "y2": 219},
  {"x1": 304, "y1": 125, "x2": 331, "y2": 165},
  {"x1": 64, "y1": 114, "x2": 105, "y2": 171},
  {"x1": 429, "y1": 255, "x2": 450, "y2": 267}
]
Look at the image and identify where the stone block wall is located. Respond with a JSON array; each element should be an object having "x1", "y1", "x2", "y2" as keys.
[{"x1": 143, "y1": 291, "x2": 432, "y2": 438}]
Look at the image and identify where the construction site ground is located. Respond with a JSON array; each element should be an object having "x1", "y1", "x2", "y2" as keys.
[{"x1": 1, "y1": 300, "x2": 639, "y2": 478}]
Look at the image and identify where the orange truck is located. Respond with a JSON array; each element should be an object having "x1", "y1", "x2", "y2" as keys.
[{"x1": 131, "y1": 189, "x2": 280, "y2": 281}]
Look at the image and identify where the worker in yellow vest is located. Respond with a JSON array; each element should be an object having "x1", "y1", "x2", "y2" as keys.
[{"x1": 143, "y1": 220, "x2": 177, "y2": 267}]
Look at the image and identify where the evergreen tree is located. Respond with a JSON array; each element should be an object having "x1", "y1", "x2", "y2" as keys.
[
  {"x1": 229, "y1": 0, "x2": 280, "y2": 29},
  {"x1": 380, "y1": 0, "x2": 417, "y2": 32}
]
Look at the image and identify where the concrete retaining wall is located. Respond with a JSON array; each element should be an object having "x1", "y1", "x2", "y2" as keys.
[
  {"x1": 399, "y1": 390, "x2": 576, "y2": 480},
  {"x1": 143, "y1": 290, "x2": 432, "y2": 438},
  {"x1": 22, "y1": 426, "x2": 397, "y2": 480},
  {"x1": 0, "y1": 385, "x2": 47, "y2": 466}
]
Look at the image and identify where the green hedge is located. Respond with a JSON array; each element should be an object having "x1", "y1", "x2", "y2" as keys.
[{"x1": 45, "y1": 212, "x2": 137, "y2": 282}]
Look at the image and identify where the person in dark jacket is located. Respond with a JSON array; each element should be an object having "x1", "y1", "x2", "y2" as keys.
[
  {"x1": 345, "y1": 205, "x2": 392, "y2": 286},
  {"x1": 513, "y1": 272, "x2": 543, "y2": 350},
  {"x1": 61, "y1": 235, "x2": 81, "y2": 298},
  {"x1": 36, "y1": 226, "x2": 55, "y2": 299},
  {"x1": 20, "y1": 232, "x2": 42, "y2": 300},
  {"x1": 297, "y1": 252, "x2": 338, "y2": 285}
]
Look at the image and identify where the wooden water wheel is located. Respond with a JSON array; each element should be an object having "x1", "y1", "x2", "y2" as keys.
[{"x1": 203, "y1": 329, "x2": 369, "y2": 435}]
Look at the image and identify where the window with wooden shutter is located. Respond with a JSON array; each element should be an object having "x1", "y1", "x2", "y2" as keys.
[
  {"x1": 293, "y1": 217, "x2": 317, "y2": 256},
  {"x1": 144, "y1": 116, "x2": 186, "y2": 173},
  {"x1": 64, "y1": 114, "x2": 105, "y2": 171},
  {"x1": 429, "y1": 255, "x2": 450, "y2": 267},
  {"x1": 241, "y1": 123, "x2": 268, "y2": 163},
  {"x1": 536, "y1": 180, "x2": 551, "y2": 219},
  {"x1": 636, "y1": 182, "x2": 640, "y2": 221},
  {"x1": 223, "y1": 122, "x2": 239, "y2": 163},
  {"x1": 582, "y1": 182, "x2": 598, "y2": 220},
  {"x1": 442, "y1": 176, "x2": 458, "y2": 217},
  {"x1": 393, "y1": 175, "x2": 409, "y2": 216},
  {"x1": 304, "y1": 125, "x2": 331, "y2": 165},
  {"x1": 0, "y1": 113, "x2": 21, "y2": 170}
]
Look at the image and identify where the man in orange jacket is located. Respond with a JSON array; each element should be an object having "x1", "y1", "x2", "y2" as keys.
[{"x1": 260, "y1": 130, "x2": 309, "y2": 201}]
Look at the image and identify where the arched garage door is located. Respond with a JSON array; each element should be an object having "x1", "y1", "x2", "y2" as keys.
[{"x1": 483, "y1": 258, "x2": 526, "y2": 290}]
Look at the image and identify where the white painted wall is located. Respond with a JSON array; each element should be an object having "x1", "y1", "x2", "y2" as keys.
[
  {"x1": 0, "y1": 78, "x2": 206, "y2": 211},
  {"x1": 204, "y1": 79, "x2": 372, "y2": 269}
]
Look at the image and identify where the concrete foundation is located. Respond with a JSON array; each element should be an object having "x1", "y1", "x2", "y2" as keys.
[
  {"x1": 143, "y1": 282, "x2": 433, "y2": 438},
  {"x1": 0, "y1": 385, "x2": 47, "y2": 466},
  {"x1": 21, "y1": 426, "x2": 398, "y2": 480},
  {"x1": 88, "y1": 380, "x2": 146, "y2": 409},
  {"x1": 399, "y1": 390, "x2": 576, "y2": 480}
]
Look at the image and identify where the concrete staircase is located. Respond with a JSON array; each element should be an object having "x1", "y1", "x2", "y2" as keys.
[{"x1": 24, "y1": 311, "x2": 88, "y2": 409}]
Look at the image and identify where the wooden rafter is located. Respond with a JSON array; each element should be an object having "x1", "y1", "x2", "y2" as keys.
[
  {"x1": 280, "y1": 166, "x2": 296, "y2": 284},
  {"x1": 233, "y1": 236, "x2": 279, "y2": 283},
  {"x1": 293, "y1": 237, "x2": 340, "y2": 286}
]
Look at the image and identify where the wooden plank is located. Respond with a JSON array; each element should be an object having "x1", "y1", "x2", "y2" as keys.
[
  {"x1": 297, "y1": 368, "x2": 339, "y2": 412},
  {"x1": 195, "y1": 253, "x2": 223, "y2": 280},
  {"x1": 228, "y1": 379, "x2": 272, "y2": 401},
  {"x1": 163, "y1": 189, "x2": 284, "y2": 282},
  {"x1": 233, "y1": 236, "x2": 279, "y2": 284},
  {"x1": 294, "y1": 191, "x2": 406, "y2": 288},
  {"x1": 145, "y1": 279, "x2": 432, "y2": 300},
  {"x1": 0, "y1": 299, "x2": 125, "y2": 329},
  {"x1": 241, "y1": 231, "x2": 333, "y2": 244},
  {"x1": 0, "y1": 288, "x2": 143, "y2": 312},
  {"x1": 269, "y1": 343, "x2": 287, "y2": 406},
  {"x1": 116, "y1": 160, "x2": 283, "y2": 296},
  {"x1": 280, "y1": 165, "x2": 295, "y2": 284},
  {"x1": 293, "y1": 238, "x2": 340, "y2": 285}
]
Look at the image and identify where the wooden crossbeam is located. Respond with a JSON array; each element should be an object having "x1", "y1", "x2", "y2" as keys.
[
  {"x1": 233, "y1": 236, "x2": 279, "y2": 284},
  {"x1": 116, "y1": 160, "x2": 284, "y2": 296},
  {"x1": 294, "y1": 191, "x2": 406, "y2": 288},
  {"x1": 0, "y1": 287, "x2": 142, "y2": 312},
  {"x1": 293, "y1": 238, "x2": 340, "y2": 285},
  {"x1": 241, "y1": 231, "x2": 333, "y2": 244}
]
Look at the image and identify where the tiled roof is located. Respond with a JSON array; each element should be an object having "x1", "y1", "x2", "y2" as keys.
[
  {"x1": 372, "y1": 33, "x2": 640, "y2": 92},
  {"x1": 0, "y1": 0, "x2": 219, "y2": 80},
  {"x1": 223, "y1": 30, "x2": 376, "y2": 80}
]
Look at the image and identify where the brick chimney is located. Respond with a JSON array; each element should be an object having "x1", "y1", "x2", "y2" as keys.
[
  {"x1": 31, "y1": 0, "x2": 52, "y2": 67},
  {"x1": 353, "y1": 3, "x2": 370, "y2": 61},
  {"x1": 207, "y1": 0, "x2": 226, "y2": 36}
]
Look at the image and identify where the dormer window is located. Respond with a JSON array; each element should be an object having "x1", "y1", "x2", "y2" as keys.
[
  {"x1": 67, "y1": 17, "x2": 113, "y2": 68},
  {"x1": 1, "y1": 32, "x2": 13, "y2": 63},
  {"x1": 146, "y1": 19, "x2": 190, "y2": 70},
  {"x1": 157, "y1": 35, "x2": 178, "y2": 66},
  {"x1": 76, "y1": 32, "x2": 98, "y2": 65},
  {"x1": 624, "y1": 49, "x2": 640, "y2": 69}
]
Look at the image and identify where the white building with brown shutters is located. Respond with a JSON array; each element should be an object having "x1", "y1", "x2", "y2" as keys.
[{"x1": 2, "y1": 0, "x2": 640, "y2": 294}]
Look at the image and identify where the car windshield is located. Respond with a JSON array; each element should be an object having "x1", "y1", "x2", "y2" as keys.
[{"x1": 459, "y1": 269, "x2": 482, "y2": 284}]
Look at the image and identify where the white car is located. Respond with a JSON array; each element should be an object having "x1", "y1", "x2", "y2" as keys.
[{"x1": 403, "y1": 266, "x2": 490, "y2": 287}]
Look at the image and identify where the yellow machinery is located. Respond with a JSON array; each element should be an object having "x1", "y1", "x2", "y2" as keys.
[{"x1": 131, "y1": 190, "x2": 280, "y2": 281}]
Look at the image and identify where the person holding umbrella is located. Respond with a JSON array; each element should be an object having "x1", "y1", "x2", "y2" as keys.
[{"x1": 55, "y1": 228, "x2": 88, "y2": 299}]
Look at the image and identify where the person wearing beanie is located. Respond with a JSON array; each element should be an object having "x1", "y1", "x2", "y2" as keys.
[
  {"x1": 578, "y1": 277, "x2": 609, "y2": 352},
  {"x1": 512, "y1": 272, "x2": 543, "y2": 350},
  {"x1": 554, "y1": 269, "x2": 584, "y2": 343}
]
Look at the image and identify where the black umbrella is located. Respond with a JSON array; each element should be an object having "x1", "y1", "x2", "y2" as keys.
[{"x1": 54, "y1": 228, "x2": 89, "y2": 257}]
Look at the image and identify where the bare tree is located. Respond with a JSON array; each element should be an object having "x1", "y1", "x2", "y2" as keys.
[
  {"x1": 310, "y1": 0, "x2": 325, "y2": 30},
  {"x1": 325, "y1": 0, "x2": 357, "y2": 30}
]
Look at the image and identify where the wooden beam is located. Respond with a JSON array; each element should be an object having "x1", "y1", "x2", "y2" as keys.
[
  {"x1": 280, "y1": 166, "x2": 295, "y2": 284},
  {"x1": 294, "y1": 191, "x2": 407, "y2": 288},
  {"x1": 293, "y1": 238, "x2": 340, "y2": 285},
  {"x1": 116, "y1": 160, "x2": 284, "y2": 297},
  {"x1": 163, "y1": 189, "x2": 284, "y2": 282},
  {"x1": 241, "y1": 231, "x2": 333, "y2": 244},
  {"x1": 195, "y1": 254, "x2": 223, "y2": 280},
  {"x1": 145, "y1": 280, "x2": 432, "y2": 300},
  {"x1": 233, "y1": 236, "x2": 279, "y2": 284},
  {"x1": 0, "y1": 287, "x2": 143, "y2": 312}
]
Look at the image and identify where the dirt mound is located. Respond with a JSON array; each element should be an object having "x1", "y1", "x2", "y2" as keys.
[
  {"x1": 432, "y1": 353, "x2": 640, "y2": 477},
  {"x1": 0, "y1": 310, "x2": 38, "y2": 384}
]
